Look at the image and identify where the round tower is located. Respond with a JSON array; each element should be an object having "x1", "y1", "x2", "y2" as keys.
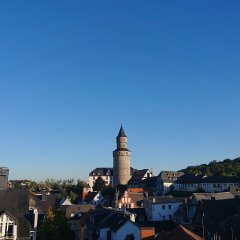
[{"x1": 113, "y1": 125, "x2": 131, "y2": 187}]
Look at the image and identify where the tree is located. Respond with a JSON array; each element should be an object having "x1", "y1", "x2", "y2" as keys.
[
  {"x1": 93, "y1": 177, "x2": 106, "y2": 192},
  {"x1": 37, "y1": 207, "x2": 74, "y2": 240},
  {"x1": 101, "y1": 185, "x2": 115, "y2": 206},
  {"x1": 29, "y1": 181, "x2": 40, "y2": 192}
]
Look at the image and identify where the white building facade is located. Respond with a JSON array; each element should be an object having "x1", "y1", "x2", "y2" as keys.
[
  {"x1": 143, "y1": 197, "x2": 183, "y2": 221},
  {"x1": 88, "y1": 168, "x2": 113, "y2": 188},
  {"x1": 174, "y1": 175, "x2": 240, "y2": 193},
  {"x1": 0, "y1": 212, "x2": 17, "y2": 240}
]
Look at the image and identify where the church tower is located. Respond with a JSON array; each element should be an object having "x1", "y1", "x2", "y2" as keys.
[{"x1": 113, "y1": 125, "x2": 131, "y2": 186}]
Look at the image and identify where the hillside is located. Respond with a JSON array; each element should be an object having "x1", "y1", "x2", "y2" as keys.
[{"x1": 180, "y1": 157, "x2": 240, "y2": 177}]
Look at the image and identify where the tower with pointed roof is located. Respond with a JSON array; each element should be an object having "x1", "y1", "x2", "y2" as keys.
[{"x1": 113, "y1": 125, "x2": 131, "y2": 186}]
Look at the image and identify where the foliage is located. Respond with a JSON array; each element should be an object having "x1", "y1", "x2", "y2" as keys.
[
  {"x1": 101, "y1": 185, "x2": 115, "y2": 206},
  {"x1": 117, "y1": 184, "x2": 128, "y2": 195},
  {"x1": 93, "y1": 176, "x2": 106, "y2": 192},
  {"x1": 180, "y1": 157, "x2": 240, "y2": 177},
  {"x1": 37, "y1": 207, "x2": 74, "y2": 240},
  {"x1": 28, "y1": 178, "x2": 88, "y2": 204}
]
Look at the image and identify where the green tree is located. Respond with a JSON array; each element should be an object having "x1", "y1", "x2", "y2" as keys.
[
  {"x1": 93, "y1": 177, "x2": 106, "y2": 192},
  {"x1": 101, "y1": 185, "x2": 115, "y2": 206},
  {"x1": 37, "y1": 207, "x2": 74, "y2": 240}
]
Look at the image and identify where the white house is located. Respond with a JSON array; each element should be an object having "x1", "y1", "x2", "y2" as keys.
[
  {"x1": 174, "y1": 175, "x2": 240, "y2": 193},
  {"x1": 83, "y1": 192, "x2": 106, "y2": 207},
  {"x1": 157, "y1": 171, "x2": 184, "y2": 194},
  {"x1": 88, "y1": 168, "x2": 113, "y2": 188},
  {"x1": 0, "y1": 211, "x2": 17, "y2": 240},
  {"x1": 143, "y1": 196, "x2": 183, "y2": 221}
]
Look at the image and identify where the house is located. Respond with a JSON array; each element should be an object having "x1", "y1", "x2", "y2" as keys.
[
  {"x1": 88, "y1": 168, "x2": 113, "y2": 188},
  {"x1": 111, "y1": 220, "x2": 173, "y2": 240},
  {"x1": 157, "y1": 171, "x2": 184, "y2": 194},
  {"x1": 125, "y1": 208, "x2": 147, "y2": 222},
  {"x1": 111, "y1": 220, "x2": 141, "y2": 240},
  {"x1": 141, "y1": 176, "x2": 159, "y2": 195},
  {"x1": 135, "y1": 220, "x2": 178, "y2": 237},
  {"x1": 192, "y1": 198, "x2": 240, "y2": 240},
  {"x1": 128, "y1": 169, "x2": 153, "y2": 188},
  {"x1": 0, "y1": 211, "x2": 17, "y2": 240},
  {"x1": 60, "y1": 197, "x2": 72, "y2": 206},
  {"x1": 118, "y1": 190, "x2": 144, "y2": 209},
  {"x1": 174, "y1": 174, "x2": 240, "y2": 192},
  {"x1": 29, "y1": 190, "x2": 58, "y2": 225},
  {"x1": 157, "y1": 225, "x2": 203, "y2": 240},
  {"x1": 86, "y1": 207, "x2": 131, "y2": 240},
  {"x1": 188, "y1": 192, "x2": 235, "y2": 223},
  {"x1": 143, "y1": 196, "x2": 184, "y2": 221},
  {"x1": 65, "y1": 204, "x2": 94, "y2": 219},
  {"x1": 65, "y1": 204, "x2": 94, "y2": 240},
  {"x1": 83, "y1": 191, "x2": 106, "y2": 207},
  {"x1": 0, "y1": 188, "x2": 36, "y2": 239}
]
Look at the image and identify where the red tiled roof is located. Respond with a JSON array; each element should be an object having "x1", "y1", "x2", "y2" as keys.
[{"x1": 158, "y1": 225, "x2": 203, "y2": 240}]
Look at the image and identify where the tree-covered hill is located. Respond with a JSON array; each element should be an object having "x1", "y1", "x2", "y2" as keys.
[{"x1": 180, "y1": 157, "x2": 240, "y2": 177}]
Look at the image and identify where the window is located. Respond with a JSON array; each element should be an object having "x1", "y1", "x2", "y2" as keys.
[
  {"x1": 168, "y1": 205, "x2": 171, "y2": 209},
  {"x1": 162, "y1": 205, "x2": 165, "y2": 210}
]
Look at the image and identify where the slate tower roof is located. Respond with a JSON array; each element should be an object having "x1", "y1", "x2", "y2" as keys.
[{"x1": 117, "y1": 125, "x2": 127, "y2": 138}]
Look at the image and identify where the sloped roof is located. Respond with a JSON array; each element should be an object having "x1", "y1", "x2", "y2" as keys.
[
  {"x1": 159, "y1": 171, "x2": 184, "y2": 183},
  {"x1": 0, "y1": 188, "x2": 29, "y2": 212},
  {"x1": 175, "y1": 174, "x2": 240, "y2": 184},
  {"x1": 193, "y1": 198, "x2": 240, "y2": 228},
  {"x1": 136, "y1": 220, "x2": 178, "y2": 234},
  {"x1": 141, "y1": 176, "x2": 158, "y2": 187},
  {"x1": 117, "y1": 126, "x2": 127, "y2": 137},
  {"x1": 158, "y1": 225, "x2": 203, "y2": 240},
  {"x1": 128, "y1": 169, "x2": 150, "y2": 185},
  {"x1": 60, "y1": 197, "x2": 72, "y2": 206},
  {"x1": 102, "y1": 213, "x2": 129, "y2": 231},
  {"x1": 146, "y1": 195, "x2": 184, "y2": 204},
  {"x1": 201, "y1": 198, "x2": 239, "y2": 223},
  {"x1": 0, "y1": 189, "x2": 33, "y2": 238},
  {"x1": 126, "y1": 208, "x2": 147, "y2": 221},
  {"x1": 230, "y1": 185, "x2": 240, "y2": 196},
  {"x1": 65, "y1": 204, "x2": 93, "y2": 219},
  {"x1": 84, "y1": 191, "x2": 99, "y2": 203},
  {"x1": 87, "y1": 207, "x2": 130, "y2": 231},
  {"x1": 30, "y1": 192, "x2": 57, "y2": 215},
  {"x1": 89, "y1": 168, "x2": 113, "y2": 176},
  {"x1": 193, "y1": 192, "x2": 234, "y2": 201}
]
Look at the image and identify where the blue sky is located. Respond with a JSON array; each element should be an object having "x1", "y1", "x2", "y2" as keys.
[{"x1": 0, "y1": 1, "x2": 239, "y2": 182}]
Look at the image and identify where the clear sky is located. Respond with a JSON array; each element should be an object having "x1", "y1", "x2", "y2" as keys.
[{"x1": 0, "y1": 1, "x2": 240, "y2": 182}]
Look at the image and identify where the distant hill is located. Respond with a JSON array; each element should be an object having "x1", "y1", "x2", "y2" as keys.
[{"x1": 179, "y1": 157, "x2": 240, "y2": 177}]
